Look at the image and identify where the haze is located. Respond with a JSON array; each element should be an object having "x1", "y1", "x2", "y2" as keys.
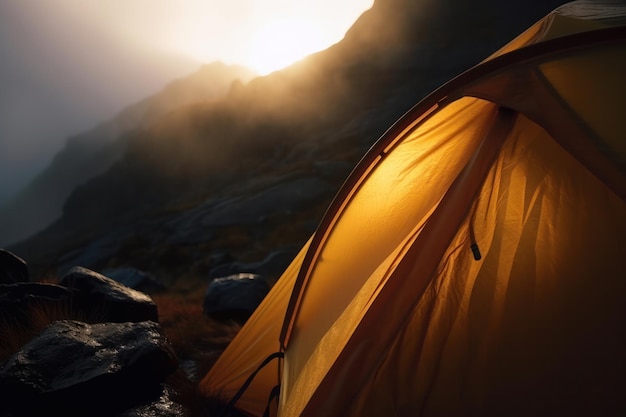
[{"x1": 0, "y1": 0, "x2": 373, "y2": 206}]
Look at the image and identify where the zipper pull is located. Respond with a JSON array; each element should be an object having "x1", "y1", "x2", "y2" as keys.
[{"x1": 470, "y1": 243, "x2": 482, "y2": 261}]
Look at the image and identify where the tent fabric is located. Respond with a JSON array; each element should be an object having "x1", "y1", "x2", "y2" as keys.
[
  {"x1": 279, "y1": 98, "x2": 506, "y2": 416},
  {"x1": 201, "y1": 2, "x2": 626, "y2": 416},
  {"x1": 290, "y1": 113, "x2": 626, "y2": 416},
  {"x1": 199, "y1": 238, "x2": 311, "y2": 416}
]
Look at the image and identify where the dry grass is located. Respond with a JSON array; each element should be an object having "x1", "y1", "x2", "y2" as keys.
[
  {"x1": 0, "y1": 316, "x2": 36, "y2": 363},
  {"x1": 153, "y1": 291, "x2": 245, "y2": 416},
  {"x1": 154, "y1": 292, "x2": 241, "y2": 374},
  {"x1": 0, "y1": 297, "x2": 106, "y2": 363}
]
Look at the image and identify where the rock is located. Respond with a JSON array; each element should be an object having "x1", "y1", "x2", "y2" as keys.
[
  {"x1": 0, "y1": 282, "x2": 75, "y2": 326},
  {"x1": 0, "y1": 249, "x2": 29, "y2": 284},
  {"x1": 0, "y1": 320, "x2": 178, "y2": 415},
  {"x1": 203, "y1": 273, "x2": 270, "y2": 321},
  {"x1": 161, "y1": 175, "x2": 333, "y2": 246},
  {"x1": 208, "y1": 247, "x2": 298, "y2": 281},
  {"x1": 56, "y1": 228, "x2": 133, "y2": 275},
  {"x1": 103, "y1": 267, "x2": 166, "y2": 294},
  {"x1": 207, "y1": 250, "x2": 236, "y2": 270},
  {"x1": 60, "y1": 266, "x2": 158, "y2": 323},
  {"x1": 207, "y1": 263, "x2": 246, "y2": 280},
  {"x1": 197, "y1": 176, "x2": 333, "y2": 227}
]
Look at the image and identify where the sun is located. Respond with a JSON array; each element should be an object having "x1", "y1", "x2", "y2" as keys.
[{"x1": 248, "y1": 19, "x2": 330, "y2": 75}]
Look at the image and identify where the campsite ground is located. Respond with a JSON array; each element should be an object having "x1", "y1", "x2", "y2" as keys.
[{"x1": 0, "y1": 274, "x2": 243, "y2": 416}]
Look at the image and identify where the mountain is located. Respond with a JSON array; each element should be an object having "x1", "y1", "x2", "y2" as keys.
[
  {"x1": 0, "y1": 62, "x2": 256, "y2": 247},
  {"x1": 8, "y1": 0, "x2": 568, "y2": 281}
]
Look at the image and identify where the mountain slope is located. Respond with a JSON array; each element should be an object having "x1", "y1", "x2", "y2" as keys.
[
  {"x1": 9, "y1": 0, "x2": 567, "y2": 280},
  {"x1": 0, "y1": 63, "x2": 256, "y2": 246}
]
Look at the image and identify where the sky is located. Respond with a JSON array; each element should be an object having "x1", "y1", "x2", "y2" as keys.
[{"x1": 0, "y1": 0, "x2": 373, "y2": 205}]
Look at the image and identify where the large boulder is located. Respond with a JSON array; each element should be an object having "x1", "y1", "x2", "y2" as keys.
[
  {"x1": 203, "y1": 273, "x2": 270, "y2": 321},
  {"x1": 0, "y1": 249, "x2": 29, "y2": 284},
  {"x1": 60, "y1": 266, "x2": 158, "y2": 323},
  {"x1": 0, "y1": 320, "x2": 178, "y2": 415}
]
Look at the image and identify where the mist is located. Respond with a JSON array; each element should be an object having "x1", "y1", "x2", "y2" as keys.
[
  {"x1": 0, "y1": 0, "x2": 200, "y2": 206},
  {"x1": 0, "y1": 0, "x2": 373, "y2": 209}
]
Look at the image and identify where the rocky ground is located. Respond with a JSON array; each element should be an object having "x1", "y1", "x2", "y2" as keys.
[{"x1": 0, "y1": 249, "x2": 267, "y2": 416}]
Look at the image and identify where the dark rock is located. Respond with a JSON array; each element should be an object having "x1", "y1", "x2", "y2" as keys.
[
  {"x1": 0, "y1": 249, "x2": 29, "y2": 284},
  {"x1": 0, "y1": 320, "x2": 178, "y2": 416},
  {"x1": 208, "y1": 250, "x2": 236, "y2": 270},
  {"x1": 161, "y1": 175, "x2": 333, "y2": 247},
  {"x1": 0, "y1": 282, "x2": 75, "y2": 326},
  {"x1": 56, "y1": 228, "x2": 133, "y2": 275},
  {"x1": 203, "y1": 273, "x2": 270, "y2": 321},
  {"x1": 199, "y1": 176, "x2": 333, "y2": 227},
  {"x1": 254, "y1": 249, "x2": 298, "y2": 278},
  {"x1": 208, "y1": 247, "x2": 298, "y2": 281},
  {"x1": 60, "y1": 266, "x2": 158, "y2": 323},
  {"x1": 103, "y1": 267, "x2": 166, "y2": 294}
]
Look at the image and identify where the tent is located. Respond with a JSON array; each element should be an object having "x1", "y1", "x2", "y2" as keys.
[{"x1": 200, "y1": 2, "x2": 626, "y2": 416}]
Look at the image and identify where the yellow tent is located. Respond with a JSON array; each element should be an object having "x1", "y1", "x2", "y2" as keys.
[{"x1": 201, "y1": 2, "x2": 626, "y2": 416}]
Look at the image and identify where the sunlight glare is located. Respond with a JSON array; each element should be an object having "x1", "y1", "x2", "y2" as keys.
[
  {"x1": 100, "y1": 0, "x2": 375, "y2": 76},
  {"x1": 249, "y1": 19, "x2": 329, "y2": 75}
]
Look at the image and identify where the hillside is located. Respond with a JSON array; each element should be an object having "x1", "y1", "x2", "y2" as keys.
[
  {"x1": 8, "y1": 0, "x2": 567, "y2": 283},
  {"x1": 0, "y1": 63, "x2": 256, "y2": 247}
]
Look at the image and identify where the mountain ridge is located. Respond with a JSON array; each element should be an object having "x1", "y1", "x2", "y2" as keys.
[
  {"x1": 8, "y1": 0, "x2": 568, "y2": 280},
  {"x1": 0, "y1": 62, "x2": 256, "y2": 246}
]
